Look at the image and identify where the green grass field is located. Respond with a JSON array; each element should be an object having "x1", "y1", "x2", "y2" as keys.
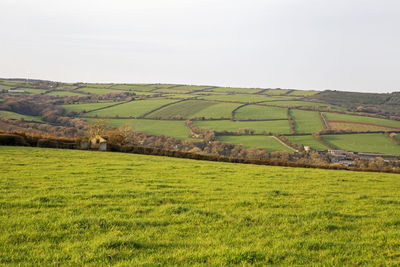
[
  {"x1": 198, "y1": 94, "x2": 290, "y2": 103},
  {"x1": 217, "y1": 136, "x2": 294, "y2": 152},
  {"x1": 322, "y1": 133, "x2": 400, "y2": 154},
  {"x1": 323, "y1": 113, "x2": 400, "y2": 128},
  {"x1": 13, "y1": 88, "x2": 47, "y2": 94},
  {"x1": 189, "y1": 102, "x2": 242, "y2": 119},
  {"x1": 86, "y1": 99, "x2": 178, "y2": 118},
  {"x1": 146, "y1": 100, "x2": 216, "y2": 119},
  {"x1": 263, "y1": 89, "x2": 292, "y2": 95},
  {"x1": 46, "y1": 91, "x2": 85, "y2": 97},
  {"x1": 287, "y1": 90, "x2": 319, "y2": 96},
  {"x1": 62, "y1": 102, "x2": 124, "y2": 113},
  {"x1": 0, "y1": 110, "x2": 42, "y2": 122},
  {"x1": 234, "y1": 105, "x2": 287, "y2": 120},
  {"x1": 291, "y1": 110, "x2": 324, "y2": 134},
  {"x1": 208, "y1": 87, "x2": 263, "y2": 94},
  {"x1": 286, "y1": 135, "x2": 330, "y2": 150},
  {"x1": 105, "y1": 119, "x2": 193, "y2": 140},
  {"x1": 1, "y1": 146, "x2": 399, "y2": 265},
  {"x1": 194, "y1": 120, "x2": 291, "y2": 134}
]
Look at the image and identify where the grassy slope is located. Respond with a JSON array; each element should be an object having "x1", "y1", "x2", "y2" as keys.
[
  {"x1": 0, "y1": 110, "x2": 42, "y2": 122},
  {"x1": 105, "y1": 119, "x2": 193, "y2": 140},
  {"x1": 286, "y1": 135, "x2": 329, "y2": 150},
  {"x1": 1, "y1": 146, "x2": 399, "y2": 265},
  {"x1": 291, "y1": 110, "x2": 324, "y2": 134},
  {"x1": 234, "y1": 105, "x2": 287, "y2": 120},
  {"x1": 217, "y1": 136, "x2": 293, "y2": 152},
  {"x1": 86, "y1": 99, "x2": 178, "y2": 117},
  {"x1": 197, "y1": 94, "x2": 289, "y2": 103},
  {"x1": 63, "y1": 102, "x2": 123, "y2": 113},
  {"x1": 46, "y1": 91, "x2": 85, "y2": 97},
  {"x1": 324, "y1": 113, "x2": 400, "y2": 128},
  {"x1": 146, "y1": 100, "x2": 216, "y2": 119},
  {"x1": 194, "y1": 120, "x2": 291, "y2": 134},
  {"x1": 322, "y1": 133, "x2": 400, "y2": 154},
  {"x1": 189, "y1": 102, "x2": 241, "y2": 119}
]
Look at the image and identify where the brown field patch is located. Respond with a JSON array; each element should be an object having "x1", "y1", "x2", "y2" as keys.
[{"x1": 328, "y1": 120, "x2": 400, "y2": 132}]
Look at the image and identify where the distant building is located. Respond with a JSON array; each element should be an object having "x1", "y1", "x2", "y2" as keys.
[
  {"x1": 8, "y1": 90, "x2": 26, "y2": 93},
  {"x1": 89, "y1": 135, "x2": 107, "y2": 151}
]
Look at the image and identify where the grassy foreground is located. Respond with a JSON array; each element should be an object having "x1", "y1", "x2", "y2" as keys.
[{"x1": 1, "y1": 147, "x2": 400, "y2": 266}]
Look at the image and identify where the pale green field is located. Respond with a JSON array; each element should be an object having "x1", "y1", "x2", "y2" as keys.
[
  {"x1": 217, "y1": 135, "x2": 294, "y2": 152},
  {"x1": 194, "y1": 120, "x2": 291, "y2": 134},
  {"x1": 197, "y1": 94, "x2": 291, "y2": 103},
  {"x1": 105, "y1": 119, "x2": 193, "y2": 140},
  {"x1": 63, "y1": 102, "x2": 124, "y2": 113},
  {"x1": 47, "y1": 91, "x2": 85, "y2": 97},
  {"x1": 234, "y1": 105, "x2": 287, "y2": 120},
  {"x1": 0, "y1": 110, "x2": 42, "y2": 122},
  {"x1": 189, "y1": 102, "x2": 242, "y2": 119},
  {"x1": 322, "y1": 133, "x2": 400, "y2": 154},
  {"x1": 286, "y1": 135, "x2": 330, "y2": 150},
  {"x1": 86, "y1": 99, "x2": 179, "y2": 117},
  {"x1": 291, "y1": 110, "x2": 324, "y2": 133}
]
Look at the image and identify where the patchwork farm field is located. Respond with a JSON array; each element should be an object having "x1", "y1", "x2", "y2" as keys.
[
  {"x1": 0, "y1": 110, "x2": 42, "y2": 122},
  {"x1": 63, "y1": 102, "x2": 124, "y2": 113},
  {"x1": 323, "y1": 113, "x2": 400, "y2": 129},
  {"x1": 216, "y1": 136, "x2": 294, "y2": 152},
  {"x1": 291, "y1": 110, "x2": 324, "y2": 134},
  {"x1": 234, "y1": 105, "x2": 287, "y2": 120},
  {"x1": 1, "y1": 146, "x2": 400, "y2": 265},
  {"x1": 86, "y1": 99, "x2": 178, "y2": 118},
  {"x1": 194, "y1": 120, "x2": 291, "y2": 134},
  {"x1": 286, "y1": 135, "x2": 330, "y2": 151},
  {"x1": 322, "y1": 133, "x2": 400, "y2": 154},
  {"x1": 105, "y1": 119, "x2": 193, "y2": 140},
  {"x1": 1, "y1": 79, "x2": 400, "y2": 154}
]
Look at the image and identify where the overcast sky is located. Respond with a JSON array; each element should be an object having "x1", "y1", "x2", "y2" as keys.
[{"x1": 0, "y1": 0, "x2": 399, "y2": 92}]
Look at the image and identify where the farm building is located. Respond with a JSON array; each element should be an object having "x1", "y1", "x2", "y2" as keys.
[{"x1": 89, "y1": 135, "x2": 107, "y2": 151}]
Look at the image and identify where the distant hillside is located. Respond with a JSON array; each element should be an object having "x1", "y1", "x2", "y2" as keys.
[{"x1": 309, "y1": 90, "x2": 400, "y2": 116}]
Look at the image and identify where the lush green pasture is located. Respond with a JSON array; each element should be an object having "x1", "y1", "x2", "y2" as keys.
[
  {"x1": 105, "y1": 119, "x2": 192, "y2": 140},
  {"x1": 288, "y1": 90, "x2": 319, "y2": 96},
  {"x1": 234, "y1": 105, "x2": 287, "y2": 120},
  {"x1": 0, "y1": 110, "x2": 42, "y2": 122},
  {"x1": 264, "y1": 89, "x2": 292, "y2": 95},
  {"x1": 46, "y1": 91, "x2": 85, "y2": 97},
  {"x1": 198, "y1": 94, "x2": 289, "y2": 103},
  {"x1": 0, "y1": 84, "x2": 16, "y2": 90},
  {"x1": 263, "y1": 100, "x2": 331, "y2": 108},
  {"x1": 18, "y1": 88, "x2": 48, "y2": 94},
  {"x1": 323, "y1": 113, "x2": 400, "y2": 128},
  {"x1": 291, "y1": 110, "x2": 324, "y2": 133},
  {"x1": 286, "y1": 135, "x2": 329, "y2": 150},
  {"x1": 217, "y1": 135, "x2": 294, "y2": 152},
  {"x1": 162, "y1": 93, "x2": 197, "y2": 99},
  {"x1": 189, "y1": 102, "x2": 241, "y2": 119},
  {"x1": 208, "y1": 87, "x2": 263, "y2": 94},
  {"x1": 146, "y1": 100, "x2": 216, "y2": 119},
  {"x1": 86, "y1": 99, "x2": 178, "y2": 118},
  {"x1": 322, "y1": 133, "x2": 400, "y2": 154},
  {"x1": 1, "y1": 147, "x2": 400, "y2": 265},
  {"x1": 194, "y1": 120, "x2": 291, "y2": 134},
  {"x1": 63, "y1": 102, "x2": 123, "y2": 113},
  {"x1": 77, "y1": 87, "x2": 119, "y2": 95}
]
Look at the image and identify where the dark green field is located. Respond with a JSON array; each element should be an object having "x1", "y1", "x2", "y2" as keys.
[{"x1": 1, "y1": 146, "x2": 400, "y2": 265}]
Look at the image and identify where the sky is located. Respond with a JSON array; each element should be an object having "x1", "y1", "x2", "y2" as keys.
[{"x1": 0, "y1": 0, "x2": 399, "y2": 93}]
